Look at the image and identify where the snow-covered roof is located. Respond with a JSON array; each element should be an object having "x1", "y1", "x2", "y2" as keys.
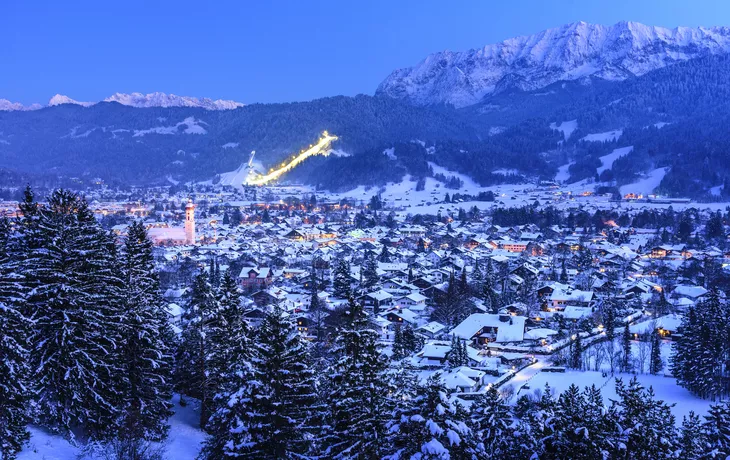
[{"x1": 450, "y1": 313, "x2": 525, "y2": 343}]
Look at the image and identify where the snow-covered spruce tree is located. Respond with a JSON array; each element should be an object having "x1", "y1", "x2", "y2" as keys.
[
  {"x1": 208, "y1": 269, "x2": 251, "y2": 396},
  {"x1": 702, "y1": 401, "x2": 730, "y2": 458},
  {"x1": 608, "y1": 377, "x2": 677, "y2": 460},
  {"x1": 117, "y1": 221, "x2": 174, "y2": 441},
  {"x1": 540, "y1": 384, "x2": 610, "y2": 460},
  {"x1": 332, "y1": 258, "x2": 352, "y2": 299},
  {"x1": 174, "y1": 271, "x2": 219, "y2": 429},
  {"x1": 469, "y1": 385, "x2": 515, "y2": 459},
  {"x1": 673, "y1": 290, "x2": 730, "y2": 400},
  {"x1": 204, "y1": 306, "x2": 322, "y2": 458},
  {"x1": 0, "y1": 218, "x2": 31, "y2": 460},
  {"x1": 24, "y1": 190, "x2": 124, "y2": 438},
  {"x1": 621, "y1": 321, "x2": 633, "y2": 373},
  {"x1": 324, "y1": 297, "x2": 394, "y2": 459},
  {"x1": 362, "y1": 253, "x2": 380, "y2": 288},
  {"x1": 678, "y1": 411, "x2": 706, "y2": 460},
  {"x1": 198, "y1": 270, "x2": 255, "y2": 460},
  {"x1": 649, "y1": 327, "x2": 663, "y2": 375},
  {"x1": 393, "y1": 373, "x2": 476, "y2": 459}
]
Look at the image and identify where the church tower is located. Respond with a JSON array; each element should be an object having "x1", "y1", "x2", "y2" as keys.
[{"x1": 185, "y1": 200, "x2": 196, "y2": 245}]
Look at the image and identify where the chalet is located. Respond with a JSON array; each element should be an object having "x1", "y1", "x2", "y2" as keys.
[
  {"x1": 418, "y1": 342, "x2": 452, "y2": 365},
  {"x1": 439, "y1": 367, "x2": 487, "y2": 393},
  {"x1": 359, "y1": 290, "x2": 394, "y2": 313},
  {"x1": 450, "y1": 313, "x2": 526, "y2": 345},
  {"x1": 548, "y1": 288, "x2": 594, "y2": 310},
  {"x1": 417, "y1": 321, "x2": 447, "y2": 339},
  {"x1": 397, "y1": 292, "x2": 428, "y2": 311},
  {"x1": 238, "y1": 266, "x2": 273, "y2": 290},
  {"x1": 384, "y1": 308, "x2": 419, "y2": 326}
]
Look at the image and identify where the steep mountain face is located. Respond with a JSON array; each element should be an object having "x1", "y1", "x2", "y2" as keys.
[
  {"x1": 0, "y1": 92, "x2": 245, "y2": 111},
  {"x1": 377, "y1": 21, "x2": 730, "y2": 108}
]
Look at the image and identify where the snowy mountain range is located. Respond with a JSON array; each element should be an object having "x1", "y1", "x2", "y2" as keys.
[
  {"x1": 376, "y1": 21, "x2": 730, "y2": 108},
  {"x1": 0, "y1": 92, "x2": 244, "y2": 111}
]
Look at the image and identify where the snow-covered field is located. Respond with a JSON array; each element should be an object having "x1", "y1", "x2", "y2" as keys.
[
  {"x1": 597, "y1": 146, "x2": 633, "y2": 175},
  {"x1": 619, "y1": 167, "x2": 669, "y2": 196},
  {"x1": 19, "y1": 395, "x2": 206, "y2": 460},
  {"x1": 550, "y1": 119, "x2": 578, "y2": 140},
  {"x1": 582, "y1": 129, "x2": 623, "y2": 143}
]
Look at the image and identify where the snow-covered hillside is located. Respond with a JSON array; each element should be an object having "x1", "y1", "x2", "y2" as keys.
[{"x1": 377, "y1": 21, "x2": 730, "y2": 107}]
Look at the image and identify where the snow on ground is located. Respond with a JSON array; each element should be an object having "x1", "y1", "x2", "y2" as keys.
[
  {"x1": 133, "y1": 117, "x2": 208, "y2": 136},
  {"x1": 711, "y1": 185, "x2": 723, "y2": 196},
  {"x1": 492, "y1": 168, "x2": 520, "y2": 176},
  {"x1": 549, "y1": 119, "x2": 578, "y2": 141},
  {"x1": 581, "y1": 129, "x2": 623, "y2": 143},
  {"x1": 555, "y1": 162, "x2": 573, "y2": 182},
  {"x1": 217, "y1": 160, "x2": 266, "y2": 188},
  {"x1": 596, "y1": 146, "x2": 633, "y2": 175},
  {"x1": 19, "y1": 395, "x2": 206, "y2": 460},
  {"x1": 427, "y1": 162, "x2": 481, "y2": 190},
  {"x1": 222, "y1": 142, "x2": 239, "y2": 149},
  {"x1": 619, "y1": 167, "x2": 669, "y2": 196},
  {"x1": 328, "y1": 149, "x2": 351, "y2": 157},
  {"x1": 383, "y1": 147, "x2": 397, "y2": 160},
  {"x1": 518, "y1": 370, "x2": 712, "y2": 423}
]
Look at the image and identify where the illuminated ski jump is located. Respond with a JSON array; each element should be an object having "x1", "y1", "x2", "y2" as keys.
[{"x1": 244, "y1": 131, "x2": 338, "y2": 186}]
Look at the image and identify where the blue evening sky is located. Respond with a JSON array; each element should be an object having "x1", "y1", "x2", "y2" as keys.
[{"x1": 2, "y1": 0, "x2": 729, "y2": 105}]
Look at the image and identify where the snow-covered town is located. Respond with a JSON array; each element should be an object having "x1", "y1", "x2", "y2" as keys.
[
  {"x1": 5, "y1": 3, "x2": 730, "y2": 459},
  {"x1": 2, "y1": 176, "x2": 729, "y2": 459}
]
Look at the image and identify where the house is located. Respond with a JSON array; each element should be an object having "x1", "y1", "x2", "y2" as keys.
[
  {"x1": 359, "y1": 290, "x2": 394, "y2": 313},
  {"x1": 548, "y1": 288, "x2": 594, "y2": 310},
  {"x1": 417, "y1": 342, "x2": 452, "y2": 365},
  {"x1": 238, "y1": 266, "x2": 273, "y2": 290},
  {"x1": 385, "y1": 308, "x2": 419, "y2": 326},
  {"x1": 417, "y1": 321, "x2": 447, "y2": 339},
  {"x1": 438, "y1": 367, "x2": 487, "y2": 393},
  {"x1": 397, "y1": 292, "x2": 428, "y2": 311},
  {"x1": 450, "y1": 313, "x2": 526, "y2": 344}
]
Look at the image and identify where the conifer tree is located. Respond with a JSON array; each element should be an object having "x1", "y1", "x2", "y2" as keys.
[
  {"x1": 0, "y1": 218, "x2": 30, "y2": 460},
  {"x1": 394, "y1": 374, "x2": 476, "y2": 459},
  {"x1": 649, "y1": 327, "x2": 663, "y2": 375},
  {"x1": 363, "y1": 253, "x2": 379, "y2": 288},
  {"x1": 679, "y1": 411, "x2": 705, "y2": 460},
  {"x1": 117, "y1": 221, "x2": 174, "y2": 441},
  {"x1": 570, "y1": 333, "x2": 583, "y2": 370},
  {"x1": 609, "y1": 377, "x2": 677, "y2": 459},
  {"x1": 175, "y1": 271, "x2": 219, "y2": 429},
  {"x1": 324, "y1": 298, "x2": 393, "y2": 458},
  {"x1": 702, "y1": 401, "x2": 730, "y2": 458},
  {"x1": 622, "y1": 322, "x2": 633, "y2": 373},
  {"x1": 332, "y1": 258, "x2": 352, "y2": 299},
  {"x1": 24, "y1": 190, "x2": 124, "y2": 437},
  {"x1": 470, "y1": 385, "x2": 514, "y2": 458}
]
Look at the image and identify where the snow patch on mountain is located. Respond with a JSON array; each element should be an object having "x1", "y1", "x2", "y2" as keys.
[
  {"x1": 383, "y1": 147, "x2": 397, "y2": 160},
  {"x1": 222, "y1": 142, "x2": 240, "y2": 149},
  {"x1": 550, "y1": 120, "x2": 578, "y2": 140},
  {"x1": 597, "y1": 146, "x2": 633, "y2": 175},
  {"x1": 582, "y1": 129, "x2": 623, "y2": 142},
  {"x1": 377, "y1": 21, "x2": 730, "y2": 107},
  {"x1": 133, "y1": 117, "x2": 208, "y2": 137}
]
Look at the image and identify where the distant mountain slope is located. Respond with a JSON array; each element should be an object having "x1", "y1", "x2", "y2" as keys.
[
  {"x1": 0, "y1": 95, "x2": 481, "y2": 184},
  {"x1": 377, "y1": 21, "x2": 730, "y2": 108}
]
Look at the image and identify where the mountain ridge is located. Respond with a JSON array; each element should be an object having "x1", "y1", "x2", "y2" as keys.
[
  {"x1": 376, "y1": 21, "x2": 730, "y2": 107},
  {"x1": 0, "y1": 92, "x2": 245, "y2": 111}
]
